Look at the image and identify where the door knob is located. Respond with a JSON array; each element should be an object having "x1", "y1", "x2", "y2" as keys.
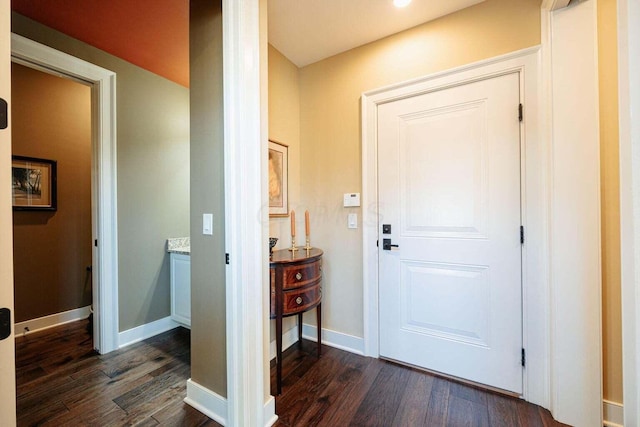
[{"x1": 382, "y1": 238, "x2": 399, "y2": 251}]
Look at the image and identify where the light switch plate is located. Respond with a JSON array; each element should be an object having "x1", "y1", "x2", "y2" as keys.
[
  {"x1": 343, "y1": 193, "x2": 361, "y2": 207},
  {"x1": 203, "y1": 213, "x2": 213, "y2": 235},
  {"x1": 348, "y1": 213, "x2": 358, "y2": 229}
]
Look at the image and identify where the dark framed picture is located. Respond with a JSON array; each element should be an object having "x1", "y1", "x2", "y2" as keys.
[
  {"x1": 268, "y1": 140, "x2": 289, "y2": 217},
  {"x1": 12, "y1": 155, "x2": 57, "y2": 211}
]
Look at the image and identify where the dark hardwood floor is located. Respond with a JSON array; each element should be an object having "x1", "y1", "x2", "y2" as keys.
[
  {"x1": 15, "y1": 320, "x2": 218, "y2": 426},
  {"x1": 16, "y1": 320, "x2": 567, "y2": 426},
  {"x1": 272, "y1": 340, "x2": 568, "y2": 427}
]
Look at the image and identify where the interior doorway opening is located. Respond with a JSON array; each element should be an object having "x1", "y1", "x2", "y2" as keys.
[
  {"x1": 11, "y1": 33, "x2": 119, "y2": 355},
  {"x1": 11, "y1": 60, "x2": 94, "y2": 346}
]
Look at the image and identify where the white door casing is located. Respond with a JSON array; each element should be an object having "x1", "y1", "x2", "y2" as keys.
[
  {"x1": 377, "y1": 72, "x2": 523, "y2": 393},
  {"x1": 619, "y1": 0, "x2": 640, "y2": 425},
  {"x1": 11, "y1": 34, "x2": 119, "y2": 354},
  {"x1": 362, "y1": 47, "x2": 547, "y2": 405},
  {"x1": 0, "y1": 0, "x2": 17, "y2": 424},
  {"x1": 543, "y1": 2, "x2": 602, "y2": 425}
]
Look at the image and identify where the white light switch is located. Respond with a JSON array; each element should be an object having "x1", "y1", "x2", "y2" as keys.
[
  {"x1": 203, "y1": 213, "x2": 213, "y2": 235},
  {"x1": 343, "y1": 193, "x2": 361, "y2": 207},
  {"x1": 348, "y1": 213, "x2": 358, "y2": 229}
]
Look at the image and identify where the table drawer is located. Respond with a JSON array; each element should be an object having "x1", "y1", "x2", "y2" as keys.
[
  {"x1": 281, "y1": 260, "x2": 321, "y2": 290},
  {"x1": 282, "y1": 283, "x2": 321, "y2": 315}
]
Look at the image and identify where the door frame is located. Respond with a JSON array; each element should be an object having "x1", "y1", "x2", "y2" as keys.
[
  {"x1": 362, "y1": 47, "x2": 545, "y2": 403},
  {"x1": 0, "y1": 0, "x2": 15, "y2": 423},
  {"x1": 11, "y1": 34, "x2": 119, "y2": 354},
  {"x1": 618, "y1": 0, "x2": 640, "y2": 425}
]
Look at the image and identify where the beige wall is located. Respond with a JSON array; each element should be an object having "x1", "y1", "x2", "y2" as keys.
[
  {"x1": 12, "y1": 62, "x2": 92, "y2": 322},
  {"x1": 598, "y1": 0, "x2": 622, "y2": 405},
  {"x1": 296, "y1": 0, "x2": 541, "y2": 338},
  {"x1": 189, "y1": 0, "x2": 226, "y2": 396},
  {"x1": 268, "y1": 44, "x2": 301, "y2": 339},
  {"x1": 12, "y1": 13, "x2": 191, "y2": 332}
]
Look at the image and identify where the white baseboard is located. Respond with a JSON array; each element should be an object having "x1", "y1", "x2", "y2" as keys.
[
  {"x1": 263, "y1": 396, "x2": 277, "y2": 427},
  {"x1": 302, "y1": 324, "x2": 364, "y2": 355},
  {"x1": 185, "y1": 379, "x2": 227, "y2": 425},
  {"x1": 118, "y1": 316, "x2": 180, "y2": 348},
  {"x1": 269, "y1": 323, "x2": 364, "y2": 360},
  {"x1": 603, "y1": 400, "x2": 624, "y2": 427},
  {"x1": 184, "y1": 380, "x2": 276, "y2": 427},
  {"x1": 14, "y1": 305, "x2": 91, "y2": 337}
]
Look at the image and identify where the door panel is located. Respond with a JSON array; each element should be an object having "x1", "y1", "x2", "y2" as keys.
[
  {"x1": 378, "y1": 72, "x2": 522, "y2": 393},
  {"x1": 400, "y1": 261, "x2": 489, "y2": 347},
  {"x1": 401, "y1": 101, "x2": 487, "y2": 239},
  {"x1": 0, "y1": 0, "x2": 17, "y2": 423}
]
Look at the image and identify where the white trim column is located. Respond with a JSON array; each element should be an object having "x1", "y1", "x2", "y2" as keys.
[
  {"x1": 619, "y1": 0, "x2": 640, "y2": 425},
  {"x1": 223, "y1": 0, "x2": 270, "y2": 425},
  {"x1": 540, "y1": 1, "x2": 603, "y2": 425},
  {"x1": 0, "y1": 0, "x2": 16, "y2": 423}
]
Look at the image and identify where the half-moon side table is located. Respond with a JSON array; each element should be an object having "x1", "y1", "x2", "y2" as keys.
[{"x1": 270, "y1": 247, "x2": 323, "y2": 395}]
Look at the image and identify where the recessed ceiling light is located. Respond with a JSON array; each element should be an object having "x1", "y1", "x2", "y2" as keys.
[{"x1": 393, "y1": 0, "x2": 412, "y2": 7}]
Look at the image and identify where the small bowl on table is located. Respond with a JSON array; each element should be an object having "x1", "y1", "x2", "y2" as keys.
[{"x1": 269, "y1": 237, "x2": 278, "y2": 255}]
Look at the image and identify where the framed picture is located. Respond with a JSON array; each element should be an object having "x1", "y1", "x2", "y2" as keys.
[
  {"x1": 12, "y1": 155, "x2": 57, "y2": 211},
  {"x1": 268, "y1": 140, "x2": 288, "y2": 217}
]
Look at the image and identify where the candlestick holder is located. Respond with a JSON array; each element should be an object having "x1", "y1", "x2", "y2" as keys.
[
  {"x1": 289, "y1": 235, "x2": 298, "y2": 252},
  {"x1": 304, "y1": 237, "x2": 312, "y2": 250}
]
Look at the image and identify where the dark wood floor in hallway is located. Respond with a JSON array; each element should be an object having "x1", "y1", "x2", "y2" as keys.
[
  {"x1": 272, "y1": 340, "x2": 567, "y2": 427},
  {"x1": 16, "y1": 320, "x2": 567, "y2": 426},
  {"x1": 15, "y1": 320, "x2": 217, "y2": 426}
]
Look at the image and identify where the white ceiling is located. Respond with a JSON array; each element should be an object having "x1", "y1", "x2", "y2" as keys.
[{"x1": 268, "y1": 0, "x2": 485, "y2": 68}]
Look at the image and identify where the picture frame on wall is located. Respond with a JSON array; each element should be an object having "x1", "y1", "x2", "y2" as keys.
[
  {"x1": 12, "y1": 155, "x2": 57, "y2": 211},
  {"x1": 268, "y1": 140, "x2": 289, "y2": 217}
]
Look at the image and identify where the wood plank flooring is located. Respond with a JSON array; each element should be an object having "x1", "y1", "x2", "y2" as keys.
[
  {"x1": 15, "y1": 320, "x2": 219, "y2": 427},
  {"x1": 16, "y1": 320, "x2": 568, "y2": 426},
  {"x1": 272, "y1": 340, "x2": 568, "y2": 427}
]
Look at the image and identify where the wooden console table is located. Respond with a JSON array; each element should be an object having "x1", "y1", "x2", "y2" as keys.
[{"x1": 270, "y1": 247, "x2": 323, "y2": 395}]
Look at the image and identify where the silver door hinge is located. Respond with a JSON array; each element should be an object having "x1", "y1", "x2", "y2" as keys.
[
  {"x1": 520, "y1": 226, "x2": 524, "y2": 244},
  {"x1": 521, "y1": 348, "x2": 526, "y2": 367}
]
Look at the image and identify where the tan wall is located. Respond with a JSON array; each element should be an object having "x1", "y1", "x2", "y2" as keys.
[
  {"x1": 11, "y1": 62, "x2": 92, "y2": 322},
  {"x1": 598, "y1": 0, "x2": 622, "y2": 405},
  {"x1": 297, "y1": 0, "x2": 541, "y2": 338},
  {"x1": 269, "y1": 44, "x2": 300, "y2": 243},
  {"x1": 268, "y1": 44, "x2": 301, "y2": 340},
  {"x1": 189, "y1": 0, "x2": 226, "y2": 396},
  {"x1": 12, "y1": 13, "x2": 191, "y2": 332}
]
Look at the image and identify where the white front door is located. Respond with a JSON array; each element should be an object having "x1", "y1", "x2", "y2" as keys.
[
  {"x1": 0, "y1": 0, "x2": 17, "y2": 423},
  {"x1": 377, "y1": 72, "x2": 523, "y2": 393}
]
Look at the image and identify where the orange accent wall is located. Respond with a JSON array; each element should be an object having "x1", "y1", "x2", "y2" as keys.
[{"x1": 11, "y1": 0, "x2": 189, "y2": 87}]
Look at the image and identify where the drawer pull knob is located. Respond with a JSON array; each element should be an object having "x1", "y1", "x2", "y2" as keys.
[
  {"x1": 295, "y1": 272, "x2": 303, "y2": 280},
  {"x1": 296, "y1": 296, "x2": 303, "y2": 305}
]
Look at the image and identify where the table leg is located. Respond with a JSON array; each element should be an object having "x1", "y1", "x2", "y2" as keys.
[
  {"x1": 298, "y1": 312, "x2": 303, "y2": 347},
  {"x1": 276, "y1": 312, "x2": 282, "y2": 395},
  {"x1": 317, "y1": 303, "x2": 322, "y2": 357}
]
